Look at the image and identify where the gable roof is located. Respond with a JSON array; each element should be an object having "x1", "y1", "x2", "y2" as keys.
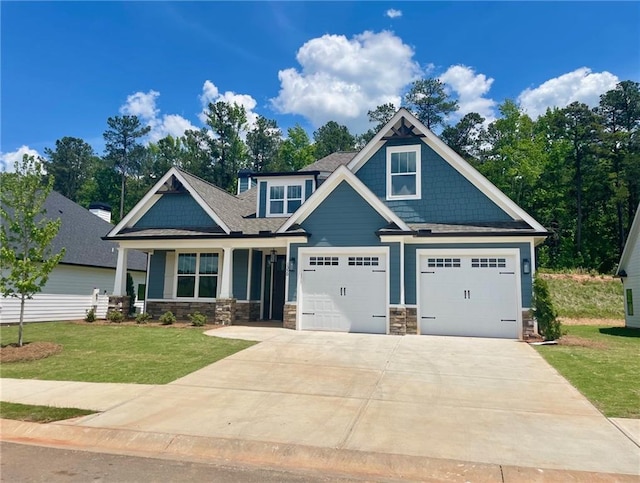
[
  {"x1": 279, "y1": 165, "x2": 411, "y2": 233},
  {"x1": 302, "y1": 151, "x2": 357, "y2": 174},
  {"x1": 347, "y1": 108, "x2": 547, "y2": 233},
  {"x1": 38, "y1": 191, "x2": 146, "y2": 270},
  {"x1": 617, "y1": 204, "x2": 640, "y2": 275}
]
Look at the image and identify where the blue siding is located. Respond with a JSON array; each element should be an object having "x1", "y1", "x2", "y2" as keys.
[
  {"x1": 287, "y1": 181, "x2": 397, "y2": 302},
  {"x1": 404, "y1": 242, "x2": 532, "y2": 307},
  {"x1": 259, "y1": 182, "x2": 267, "y2": 218},
  {"x1": 134, "y1": 193, "x2": 218, "y2": 229},
  {"x1": 356, "y1": 139, "x2": 512, "y2": 224},
  {"x1": 147, "y1": 250, "x2": 167, "y2": 299},
  {"x1": 304, "y1": 179, "x2": 313, "y2": 202},
  {"x1": 250, "y1": 250, "x2": 263, "y2": 300},
  {"x1": 232, "y1": 249, "x2": 249, "y2": 300},
  {"x1": 239, "y1": 177, "x2": 249, "y2": 193}
]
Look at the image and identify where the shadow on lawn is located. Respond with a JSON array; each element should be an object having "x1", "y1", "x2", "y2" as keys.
[{"x1": 599, "y1": 327, "x2": 640, "y2": 338}]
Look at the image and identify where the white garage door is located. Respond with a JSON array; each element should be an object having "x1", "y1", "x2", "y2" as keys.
[
  {"x1": 300, "y1": 251, "x2": 387, "y2": 333},
  {"x1": 419, "y1": 252, "x2": 520, "y2": 338}
]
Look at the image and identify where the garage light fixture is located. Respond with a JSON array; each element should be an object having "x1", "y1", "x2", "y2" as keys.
[
  {"x1": 288, "y1": 257, "x2": 296, "y2": 272},
  {"x1": 522, "y1": 258, "x2": 531, "y2": 275},
  {"x1": 270, "y1": 249, "x2": 277, "y2": 264}
]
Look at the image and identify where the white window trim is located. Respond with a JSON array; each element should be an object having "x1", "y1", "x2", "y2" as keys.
[
  {"x1": 266, "y1": 180, "x2": 303, "y2": 217},
  {"x1": 173, "y1": 251, "x2": 221, "y2": 300},
  {"x1": 386, "y1": 145, "x2": 421, "y2": 201}
]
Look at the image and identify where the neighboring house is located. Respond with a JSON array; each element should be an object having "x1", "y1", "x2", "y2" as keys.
[
  {"x1": 617, "y1": 204, "x2": 640, "y2": 329},
  {"x1": 106, "y1": 109, "x2": 548, "y2": 338},
  {"x1": 0, "y1": 191, "x2": 147, "y2": 323}
]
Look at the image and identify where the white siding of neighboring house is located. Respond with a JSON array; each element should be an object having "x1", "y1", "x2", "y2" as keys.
[{"x1": 623, "y1": 241, "x2": 640, "y2": 329}]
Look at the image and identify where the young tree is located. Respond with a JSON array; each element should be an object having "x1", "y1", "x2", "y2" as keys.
[
  {"x1": 44, "y1": 137, "x2": 97, "y2": 202},
  {"x1": 404, "y1": 78, "x2": 458, "y2": 131},
  {"x1": 247, "y1": 116, "x2": 282, "y2": 172},
  {"x1": 103, "y1": 115, "x2": 151, "y2": 220},
  {"x1": 0, "y1": 155, "x2": 65, "y2": 347},
  {"x1": 313, "y1": 121, "x2": 355, "y2": 159},
  {"x1": 273, "y1": 125, "x2": 316, "y2": 172}
]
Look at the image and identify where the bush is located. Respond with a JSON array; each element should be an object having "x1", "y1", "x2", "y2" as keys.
[
  {"x1": 188, "y1": 311, "x2": 207, "y2": 327},
  {"x1": 159, "y1": 311, "x2": 176, "y2": 325},
  {"x1": 533, "y1": 277, "x2": 563, "y2": 341},
  {"x1": 84, "y1": 307, "x2": 96, "y2": 323},
  {"x1": 126, "y1": 273, "x2": 136, "y2": 316},
  {"x1": 107, "y1": 310, "x2": 124, "y2": 323},
  {"x1": 135, "y1": 312, "x2": 152, "y2": 324}
]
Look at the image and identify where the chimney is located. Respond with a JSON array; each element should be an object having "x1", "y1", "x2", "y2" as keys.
[
  {"x1": 237, "y1": 169, "x2": 255, "y2": 194},
  {"x1": 89, "y1": 202, "x2": 112, "y2": 223}
]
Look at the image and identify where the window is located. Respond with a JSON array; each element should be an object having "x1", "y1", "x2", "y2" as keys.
[
  {"x1": 427, "y1": 258, "x2": 461, "y2": 268},
  {"x1": 176, "y1": 253, "x2": 218, "y2": 298},
  {"x1": 348, "y1": 256, "x2": 379, "y2": 266},
  {"x1": 471, "y1": 258, "x2": 506, "y2": 268},
  {"x1": 268, "y1": 184, "x2": 302, "y2": 216},
  {"x1": 309, "y1": 256, "x2": 339, "y2": 266},
  {"x1": 137, "y1": 284, "x2": 146, "y2": 301},
  {"x1": 387, "y1": 145, "x2": 421, "y2": 200},
  {"x1": 627, "y1": 289, "x2": 634, "y2": 316}
]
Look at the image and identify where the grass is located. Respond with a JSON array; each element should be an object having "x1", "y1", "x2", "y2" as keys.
[
  {"x1": 0, "y1": 322, "x2": 256, "y2": 384},
  {"x1": 535, "y1": 325, "x2": 640, "y2": 418},
  {"x1": 542, "y1": 275, "x2": 624, "y2": 319},
  {"x1": 0, "y1": 401, "x2": 96, "y2": 423}
]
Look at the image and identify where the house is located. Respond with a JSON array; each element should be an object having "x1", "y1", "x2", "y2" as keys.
[
  {"x1": 105, "y1": 109, "x2": 549, "y2": 338},
  {"x1": 617, "y1": 204, "x2": 640, "y2": 329},
  {"x1": 0, "y1": 191, "x2": 147, "y2": 323}
]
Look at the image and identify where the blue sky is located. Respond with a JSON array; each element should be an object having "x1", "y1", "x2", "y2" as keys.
[{"x1": 2, "y1": 1, "x2": 639, "y2": 170}]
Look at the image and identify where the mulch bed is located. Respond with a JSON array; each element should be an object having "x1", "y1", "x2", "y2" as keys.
[{"x1": 0, "y1": 341, "x2": 63, "y2": 363}]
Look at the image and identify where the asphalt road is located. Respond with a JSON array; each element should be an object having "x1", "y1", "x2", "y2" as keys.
[{"x1": 0, "y1": 442, "x2": 365, "y2": 483}]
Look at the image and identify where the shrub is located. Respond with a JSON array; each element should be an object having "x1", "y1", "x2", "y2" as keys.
[
  {"x1": 533, "y1": 277, "x2": 563, "y2": 341},
  {"x1": 159, "y1": 311, "x2": 176, "y2": 325},
  {"x1": 84, "y1": 307, "x2": 96, "y2": 323},
  {"x1": 126, "y1": 273, "x2": 136, "y2": 316},
  {"x1": 107, "y1": 310, "x2": 124, "y2": 323},
  {"x1": 188, "y1": 311, "x2": 207, "y2": 327},
  {"x1": 135, "y1": 312, "x2": 152, "y2": 324}
]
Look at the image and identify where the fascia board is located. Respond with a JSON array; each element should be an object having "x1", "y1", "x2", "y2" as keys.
[{"x1": 618, "y1": 204, "x2": 640, "y2": 272}]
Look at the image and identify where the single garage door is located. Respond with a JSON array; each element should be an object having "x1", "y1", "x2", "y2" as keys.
[
  {"x1": 300, "y1": 251, "x2": 387, "y2": 333},
  {"x1": 419, "y1": 252, "x2": 520, "y2": 338}
]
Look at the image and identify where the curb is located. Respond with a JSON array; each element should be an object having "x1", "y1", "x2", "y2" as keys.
[{"x1": 1, "y1": 419, "x2": 637, "y2": 482}]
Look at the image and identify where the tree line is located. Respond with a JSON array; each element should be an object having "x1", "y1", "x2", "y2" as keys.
[{"x1": 42, "y1": 79, "x2": 639, "y2": 273}]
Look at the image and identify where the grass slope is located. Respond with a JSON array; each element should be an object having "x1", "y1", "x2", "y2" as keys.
[
  {"x1": 0, "y1": 323, "x2": 255, "y2": 384},
  {"x1": 536, "y1": 326, "x2": 639, "y2": 418},
  {"x1": 0, "y1": 401, "x2": 96, "y2": 423}
]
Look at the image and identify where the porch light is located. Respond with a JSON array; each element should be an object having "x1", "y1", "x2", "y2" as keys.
[
  {"x1": 270, "y1": 249, "x2": 277, "y2": 264},
  {"x1": 522, "y1": 258, "x2": 531, "y2": 275},
  {"x1": 288, "y1": 257, "x2": 296, "y2": 272}
]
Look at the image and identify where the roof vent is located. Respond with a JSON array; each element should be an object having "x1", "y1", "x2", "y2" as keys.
[{"x1": 89, "y1": 202, "x2": 112, "y2": 223}]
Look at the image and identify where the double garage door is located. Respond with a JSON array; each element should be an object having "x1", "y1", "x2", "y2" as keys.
[{"x1": 299, "y1": 250, "x2": 387, "y2": 333}]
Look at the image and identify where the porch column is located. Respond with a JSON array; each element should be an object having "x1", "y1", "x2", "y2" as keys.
[
  {"x1": 113, "y1": 247, "x2": 128, "y2": 295},
  {"x1": 219, "y1": 247, "x2": 234, "y2": 298}
]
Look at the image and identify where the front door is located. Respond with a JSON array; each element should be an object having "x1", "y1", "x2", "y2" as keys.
[{"x1": 263, "y1": 254, "x2": 286, "y2": 320}]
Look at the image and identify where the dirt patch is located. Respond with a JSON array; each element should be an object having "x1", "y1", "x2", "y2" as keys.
[
  {"x1": 1, "y1": 342, "x2": 62, "y2": 363},
  {"x1": 539, "y1": 273, "x2": 617, "y2": 282},
  {"x1": 560, "y1": 317, "x2": 625, "y2": 327},
  {"x1": 558, "y1": 335, "x2": 609, "y2": 350}
]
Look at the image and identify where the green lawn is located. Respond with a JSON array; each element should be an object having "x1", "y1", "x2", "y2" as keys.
[
  {"x1": 0, "y1": 322, "x2": 256, "y2": 384},
  {"x1": 0, "y1": 401, "x2": 96, "y2": 423},
  {"x1": 542, "y1": 275, "x2": 624, "y2": 319},
  {"x1": 535, "y1": 325, "x2": 639, "y2": 418}
]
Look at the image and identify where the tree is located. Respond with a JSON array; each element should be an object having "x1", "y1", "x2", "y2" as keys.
[
  {"x1": 404, "y1": 78, "x2": 458, "y2": 130},
  {"x1": 313, "y1": 121, "x2": 355, "y2": 159},
  {"x1": 246, "y1": 116, "x2": 281, "y2": 172},
  {"x1": 441, "y1": 112, "x2": 486, "y2": 163},
  {"x1": 103, "y1": 115, "x2": 151, "y2": 220},
  {"x1": 0, "y1": 155, "x2": 65, "y2": 347},
  {"x1": 44, "y1": 137, "x2": 97, "y2": 202},
  {"x1": 273, "y1": 125, "x2": 316, "y2": 172},
  {"x1": 357, "y1": 103, "x2": 398, "y2": 147}
]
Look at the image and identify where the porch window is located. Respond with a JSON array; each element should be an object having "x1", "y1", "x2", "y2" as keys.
[
  {"x1": 176, "y1": 252, "x2": 218, "y2": 298},
  {"x1": 386, "y1": 145, "x2": 421, "y2": 200},
  {"x1": 268, "y1": 184, "x2": 302, "y2": 216}
]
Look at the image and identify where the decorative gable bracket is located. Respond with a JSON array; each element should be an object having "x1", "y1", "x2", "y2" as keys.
[{"x1": 381, "y1": 117, "x2": 425, "y2": 141}]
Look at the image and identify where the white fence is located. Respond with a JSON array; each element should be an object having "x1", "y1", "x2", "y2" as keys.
[{"x1": 0, "y1": 293, "x2": 109, "y2": 324}]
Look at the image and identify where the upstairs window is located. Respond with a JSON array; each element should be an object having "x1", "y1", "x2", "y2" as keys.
[
  {"x1": 387, "y1": 145, "x2": 421, "y2": 200},
  {"x1": 268, "y1": 184, "x2": 303, "y2": 216}
]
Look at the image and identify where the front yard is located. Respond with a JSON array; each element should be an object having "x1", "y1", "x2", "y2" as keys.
[{"x1": 0, "y1": 322, "x2": 255, "y2": 384}]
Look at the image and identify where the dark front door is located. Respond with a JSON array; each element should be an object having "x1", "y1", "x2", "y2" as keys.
[{"x1": 263, "y1": 255, "x2": 286, "y2": 320}]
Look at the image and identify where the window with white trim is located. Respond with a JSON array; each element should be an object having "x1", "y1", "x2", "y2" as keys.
[
  {"x1": 387, "y1": 145, "x2": 421, "y2": 200},
  {"x1": 268, "y1": 184, "x2": 303, "y2": 216},
  {"x1": 176, "y1": 253, "x2": 218, "y2": 298}
]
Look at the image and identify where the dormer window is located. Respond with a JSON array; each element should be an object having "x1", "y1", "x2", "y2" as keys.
[
  {"x1": 268, "y1": 184, "x2": 302, "y2": 216},
  {"x1": 387, "y1": 145, "x2": 421, "y2": 200}
]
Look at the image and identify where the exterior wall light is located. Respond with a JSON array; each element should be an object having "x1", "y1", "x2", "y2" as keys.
[
  {"x1": 288, "y1": 257, "x2": 296, "y2": 272},
  {"x1": 522, "y1": 258, "x2": 531, "y2": 274}
]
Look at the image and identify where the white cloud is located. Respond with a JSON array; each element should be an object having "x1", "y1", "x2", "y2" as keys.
[
  {"x1": 385, "y1": 9, "x2": 402, "y2": 18},
  {"x1": 0, "y1": 145, "x2": 42, "y2": 172},
  {"x1": 119, "y1": 90, "x2": 197, "y2": 143},
  {"x1": 199, "y1": 80, "x2": 259, "y2": 131},
  {"x1": 271, "y1": 30, "x2": 421, "y2": 133},
  {"x1": 439, "y1": 65, "x2": 496, "y2": 123},
  {"x1": 518, "y1": 67, "x2": 619, "y2": 118}
]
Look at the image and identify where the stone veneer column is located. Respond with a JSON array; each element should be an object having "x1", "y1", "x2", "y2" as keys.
[
  {"x1": 406, "y1": 307, "x2": 418, "y2": 335},
  {"x1": 215, "y1": 298, "x2": 236, "y2": 326},
  {"x1": 283, "y1": 303, "x2": 297, "y2": 330},
  {"x1": 389, "y1": 307, "x2": 407, "y2": 335},
  {"x1": 522, "y1": 309, "x2": 535, "y2": 340},
  {"x1": 108, "y1": 295, "x2": 131, "y2": 317}
]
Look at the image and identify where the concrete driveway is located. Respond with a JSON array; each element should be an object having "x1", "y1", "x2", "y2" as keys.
[{"x1": 57, "y1": 327, "x2": 639, "y2": 476}]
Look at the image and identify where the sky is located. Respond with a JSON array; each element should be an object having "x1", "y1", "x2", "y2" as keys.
[{"x1": 1, "y1": 1, "x2": 639, "y2": 171}]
